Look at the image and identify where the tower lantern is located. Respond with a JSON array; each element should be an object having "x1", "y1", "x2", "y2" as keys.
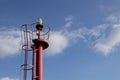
[{"x1": 36, "y1": 18, "x2": 43, "y2": 36}]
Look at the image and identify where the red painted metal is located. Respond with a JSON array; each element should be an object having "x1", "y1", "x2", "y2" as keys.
[
  {"x1": 23, "y1": 25, "x2": 29, "y2": 80},
  {"x1": 21, "y1": 19, "x2": 49, "y2": 80},
  {"x1": 32, "y1": 47, "x2": 35, "y2": 80},
  {"x1": 33, "y1": 27, "x2": 49, "y2": 80},
  {"x1": 36, "y1": 45, "x2": 43, "y2": 80}
]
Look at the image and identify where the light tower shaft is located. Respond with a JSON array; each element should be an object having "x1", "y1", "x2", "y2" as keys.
[
  {"x1": 32, "y1": 18, "x2": 49, "y2": 80},
  {"x1": 35, "y1": 19, "x2": 43, "y2": 80},
  {"x1": 36, "y1": 45, "x2": 43, "y2": 80}
]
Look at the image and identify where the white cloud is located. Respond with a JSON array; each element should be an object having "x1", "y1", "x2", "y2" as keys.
[
  {"x1": 65, "y1": 15, "x2": 120, "y2": 56},
  {"x1": 1, "y1": 15, "x2": 120, "y2": 57},
  {"x1": 92, "y1": 14, "x2": 120, "y2": 55},
  {"x1": 45, "y1": 20, "x2": 108, "y2": 56},
  {"x1": 94, "y1": 24, "x2": 120, "y2": 55},
  {"x1": 107, "y1": 15, "x2": 120, "y2": 23},
  {"x1": 0, "y1": 77, "x2": 18, "y2": 80},
  {"x1": 45, "y1": 15, "x2": 109, "y2": 56},
  {"x1": 44, "y1": 16, "x2": 74, "y2": 56},
  {"x1": 0, "y1": 29, "x2": 21, "y2": 58},
  {"x1": 64, "y1": 21, "x2": 73, "y2": 28},
  {"x1": 66, "y1": 15, "x2": 120, "y2": 56},
  {"x1": 45, "y1": 31, "x2": 68, "y2": 56},
  {"x1": 64, "y1": 15, "x2": 74, "y2": 28},
  {"x1": 65, "y1": 24, "x2": 108, "y2": 42},
  {"x1": 65, "y1": 15, "x2": 74, "y2": 21}
]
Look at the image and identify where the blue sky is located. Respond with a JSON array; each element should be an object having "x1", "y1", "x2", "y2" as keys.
[{"x1": 1, "y1": 0, "x2": 120, "y2": 80}]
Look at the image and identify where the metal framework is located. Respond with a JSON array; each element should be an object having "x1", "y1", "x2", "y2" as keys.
[{"x1": 21, "y1": 19, "x2": 50, "y2": 80}]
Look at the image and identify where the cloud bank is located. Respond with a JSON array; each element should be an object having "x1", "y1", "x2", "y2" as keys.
[
  {"x1": 1, "y1": 15, "x2": 120, "y2": 57},
  {"x1": 46, "y1": 15, "x2": 120, "y2": 56},
  {"x1": 0, "y1": 29, "x2": 21, "y2": 58},
  {"x1": 45, "y1": 31, "x2": 68, "y2": 56},
  {"x1": 0, "y1": 77, "x2": 18, "y2": 80},
  {"x1": 93, "y1": 14, "x2": 120, "y2": 55}
]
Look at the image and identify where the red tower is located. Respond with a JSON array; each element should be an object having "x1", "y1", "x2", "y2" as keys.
[{"x1": 21, "y1": 18, "x2": 50, "y2": 80}]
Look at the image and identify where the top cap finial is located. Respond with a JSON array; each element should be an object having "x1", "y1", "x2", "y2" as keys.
[{"x1": 36, "y1": 18, "x2": 42, "y2": 25}]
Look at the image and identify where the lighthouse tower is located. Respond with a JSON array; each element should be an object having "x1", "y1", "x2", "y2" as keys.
[{"x1": 21, "y1": 18, "x2": 50, "y2": 80}]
